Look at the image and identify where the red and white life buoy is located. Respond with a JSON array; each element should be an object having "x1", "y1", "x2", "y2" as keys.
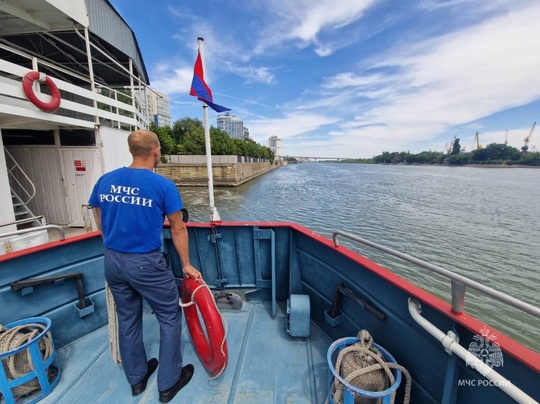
[
  {"x1": 181, "y1": 277, "x2": 228, "y2": 378},
  {"x1": 22, "y1": 71, "x2": 61, "y2": 113}
]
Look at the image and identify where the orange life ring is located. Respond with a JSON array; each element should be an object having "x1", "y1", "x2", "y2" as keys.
[
  {"x1": 181, "y1": 277, "x2": 228, "y2": 377},
  {"x1": 22, "y1": 71, "x2": 61, "y2": 112}
]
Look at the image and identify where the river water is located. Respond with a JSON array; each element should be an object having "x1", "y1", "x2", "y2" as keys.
[{"x1": 179, "y1": 163, "x2": 540, "y2": 353}]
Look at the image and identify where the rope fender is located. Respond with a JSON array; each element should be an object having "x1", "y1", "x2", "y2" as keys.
[
  {"x1": 180, "y1": 277, "x2": 228, "y2": 378},
  {"x1": 22, "y1": 71, "x2": 61, "y2": 113}
]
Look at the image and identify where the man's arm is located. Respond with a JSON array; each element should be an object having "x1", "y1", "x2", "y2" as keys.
[{"x1": 168, "y1": 210, "x2": 201, "y2": 279}]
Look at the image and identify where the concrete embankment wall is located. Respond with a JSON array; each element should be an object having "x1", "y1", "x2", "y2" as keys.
[{"x1": 156, "y1": 155, "x2": 280, "y2": 187}]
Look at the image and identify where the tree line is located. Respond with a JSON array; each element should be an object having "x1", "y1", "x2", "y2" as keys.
[
  {"x1": 149, "y1": 118, "x2": 274, "y2": 162},
  {"x1": 97, "y1": 88, "x2": 274, "y2": 162},
  {"x1": 342, "y1": 139, "x2": 540, "y2": 166}
]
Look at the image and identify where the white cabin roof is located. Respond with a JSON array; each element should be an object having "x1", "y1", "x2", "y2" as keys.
[
  {"x1": 0, "y1": 0, "x2": 149, "y2": 85},
  {"x1": 0, "y1": 0, "x2": 89, "y2": 35}
]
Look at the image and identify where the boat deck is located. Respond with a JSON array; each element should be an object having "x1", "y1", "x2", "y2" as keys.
[{"x1": 40, "y1": 301, "x2": 331, "y2": 404}]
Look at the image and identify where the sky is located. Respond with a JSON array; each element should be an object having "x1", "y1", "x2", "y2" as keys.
[{"x1": 110, "y1": 0, "x2": 540, "y2": 158}]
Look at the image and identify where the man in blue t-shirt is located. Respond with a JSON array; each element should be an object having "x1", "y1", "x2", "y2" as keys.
[{"x1": 89, "y1": 130, "x2": 200, "y2": 403}]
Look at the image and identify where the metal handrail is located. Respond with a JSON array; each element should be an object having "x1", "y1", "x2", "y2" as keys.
[
  {"x1": 4, "y1": 147, "x2": 36, "y2": 205},
  {"x1": 408, "y1": 299, "x2": 536, "y2": 403},
  {"x1": 332, "y1": 230, "x2": 540, "y2": 319},
  {"x1": 0, "y1": 35, "x2": 148, "y2": 130},
  {"x1": 1, "y1": 225, "x2": 65, "y2": 241}
]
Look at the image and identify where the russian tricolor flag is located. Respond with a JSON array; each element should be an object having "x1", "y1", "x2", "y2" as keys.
[{"x1": 190, "y1": 51, "x2": 230, "y2": 113}]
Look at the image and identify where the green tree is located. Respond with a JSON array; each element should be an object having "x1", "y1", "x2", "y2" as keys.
[
  {"x1": 182, "y1": 131, "x2": 205, "y2": 154},
  {"x1": 447, "y1": 153, "x2": 471, "y2": 165},
  {"x1": 149, "y1": 122, "x2": 174, "y2": 155},
  {"x1": 451, "y1": 138, "x2": 461, "y2": 155},
  {"x1": 234, "y1": 138, "x2": 247, "y2": 156},
  {"x1": 519, "y1": 151, "x2": 540, "y2": 166},
  {"x1": 172, "y1": 118, "x2": 204, "y2": 151},
  {"x1": 363, "y1": 141, "x2": 538, "y2": 167},
  {"x1": 374, "y1": 151, "x2": 392, "y2": 163},
  {"x1": 471, "y1": 143, "x2": 521, "y2": 163},
  {"x1": 210, "y1": 128, "x2": 237, "y2": 155},
  {"x1": 168, "y1": 117, "x2": 271, "y2": 159},
  {"x1": 244, "y1": 138, "x2": 259, "y2": 158}
]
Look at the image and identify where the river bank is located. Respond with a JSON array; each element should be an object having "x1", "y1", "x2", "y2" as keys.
[
  {"x1": 156, "y1": 160, "x2": 281, "y2": 187},
  {"x1": 368, "y1": 162, "x2": 540, "y2": 168}
]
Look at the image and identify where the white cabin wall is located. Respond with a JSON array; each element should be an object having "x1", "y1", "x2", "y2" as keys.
[
  {"x1": 59, "y1": 148, "x2": 101, "y2": 226},
  {"x1": 0, "y1": 130, "x2": 16, "y2": 231},
  {"x1": 99, "y1": 127, "x2": 132, "y2": 172}
]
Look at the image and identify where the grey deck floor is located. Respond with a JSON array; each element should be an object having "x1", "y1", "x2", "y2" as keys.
[{"x1": 40, "y1": 301, "x2": 331, "y2": 404}]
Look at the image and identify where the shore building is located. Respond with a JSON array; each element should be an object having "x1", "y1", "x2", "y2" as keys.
[
  {"x1": 136, "y1": 88, "x2": 171, "y2": 127},
  {"x1": 217, "y1": 113, "x2": 244, "y2": 139},
  {"x1": 269, "y1": 136, "x2": 283, "y2": 160}
]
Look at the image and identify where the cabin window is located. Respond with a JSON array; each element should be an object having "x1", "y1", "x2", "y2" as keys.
[
  {"x1": 2, "y1": 129, "x2": 55, "y2": 145},
  {"x1": 59, "y1": 129, "x2": 96, "y2": 146}
]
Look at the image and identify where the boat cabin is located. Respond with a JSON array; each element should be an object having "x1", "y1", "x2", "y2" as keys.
[{"x1": 0, "y1": 0, "x2": 150, "y2": 247}]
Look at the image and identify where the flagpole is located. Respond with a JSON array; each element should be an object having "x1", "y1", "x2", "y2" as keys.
[{"x1": 198, "y1": 37, "x2": 221, "y2": 222}]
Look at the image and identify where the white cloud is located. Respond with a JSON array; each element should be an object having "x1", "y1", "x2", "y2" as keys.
[
  {"x1": 254, "y1": 0, "x2": 377, "y2": 56},
  {"x1": 321, "y1": 72, "x2": 390, "y2": 90},
  {"x1": 286, "y1": 0, "x2": 376, "y2": 42},
  {"x1": 131, "y1": 0, "x2": 540, "y2": 158},
  {"x1": 313, "y1": 2, "x2": 540, "y2": 154},
  {"x1": 149, "y1": 64, "x2": 193, "y2": 95},
  {"x1": 247, "y1": 112, "x2": 340, "y2": 142},
  {"x1": 227, "y1": 65, "x2": 276, "y2": 85}
]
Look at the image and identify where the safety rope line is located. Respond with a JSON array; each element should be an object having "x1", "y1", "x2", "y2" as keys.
[
  {"x1": 178, "y1": 283, "x2": 206, "y2": 308},
  {"x1": 179, "y1": 279, "x2": 228, "y2": 379}
]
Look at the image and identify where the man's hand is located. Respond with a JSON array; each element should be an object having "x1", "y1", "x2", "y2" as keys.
[
  {"x1": 183, "y1": 263, "x2": 202, "y2": 280},
  {"x1": 168, "y1": 210, "x2": 201, "y2": 280}
]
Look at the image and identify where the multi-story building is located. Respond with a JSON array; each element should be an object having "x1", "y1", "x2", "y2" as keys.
[
  {"x1": 217, "y1": 113, "x2": 244, "y2": 139},
  {"x1": 243, "y1": 127, "x2": 250, "y2": 140},
  {"x1": 152, "y1": 90, "x2": 171, "y2": 127},
  {"x1": 136, "y1": 89, "x2": 171, "y2": 127},
  {"x1": 269, "y1": 136, "x2": 282, "y2": 160}
]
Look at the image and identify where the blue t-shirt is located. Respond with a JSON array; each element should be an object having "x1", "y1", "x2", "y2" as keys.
[{"x1": 88, "y1": 167, "x2": 183, "y2": 253}]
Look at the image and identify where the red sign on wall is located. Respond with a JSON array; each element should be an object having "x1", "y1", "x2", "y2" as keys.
[{"x1": 74, "y1": 160, "x2": 86, "y2": 172}]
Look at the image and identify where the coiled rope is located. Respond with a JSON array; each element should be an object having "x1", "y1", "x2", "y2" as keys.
[
  {"x1": 179, "y1": 280, "x2": 228, "y2": 379},
  {"x1": 105, "y1": 282, "x2": 121, "y2": 364},
  {"x1": 0, "y1": 323, "x2": 54, "y2": 396},
  {"x1": 330, "y1": 330, "x2": 411, "y2": 404}
]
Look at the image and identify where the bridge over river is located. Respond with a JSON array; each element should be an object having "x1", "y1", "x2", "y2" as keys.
[{"x1": 286, "y1": 156, "x2": 353, "y2": 162}]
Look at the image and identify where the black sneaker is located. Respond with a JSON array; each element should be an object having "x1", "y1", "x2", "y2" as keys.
[{"x1": 158, "y1": 364, "x2": 194, "y2": 403}]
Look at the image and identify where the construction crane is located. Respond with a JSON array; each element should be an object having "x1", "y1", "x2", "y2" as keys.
[
  {"x1": 474, "y1": 131, "x2": 482, "y2": 150},
  {"x1": 521, "y1": 121, "x2": 536, "y2": 152},
  {"x1": 445, "y1": 135, "x2": 456, "y2": 154}
]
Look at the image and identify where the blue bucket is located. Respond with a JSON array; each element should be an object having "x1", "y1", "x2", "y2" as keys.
[
  {"x1": 0, "y1": 317, "x2": 61, "y2": 404},
  {"x1": 327, "y1": 337, "x2": 402, "y2": 404}
]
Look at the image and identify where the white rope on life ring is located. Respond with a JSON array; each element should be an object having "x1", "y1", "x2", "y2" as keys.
[{"x1": 22, "y1": 71, "x2": 61, "y2": 113}]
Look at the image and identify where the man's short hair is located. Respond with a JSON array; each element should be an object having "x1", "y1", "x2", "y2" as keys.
[{"x1": 128, "y1": 130, "x2": 159, "y2": 157}]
